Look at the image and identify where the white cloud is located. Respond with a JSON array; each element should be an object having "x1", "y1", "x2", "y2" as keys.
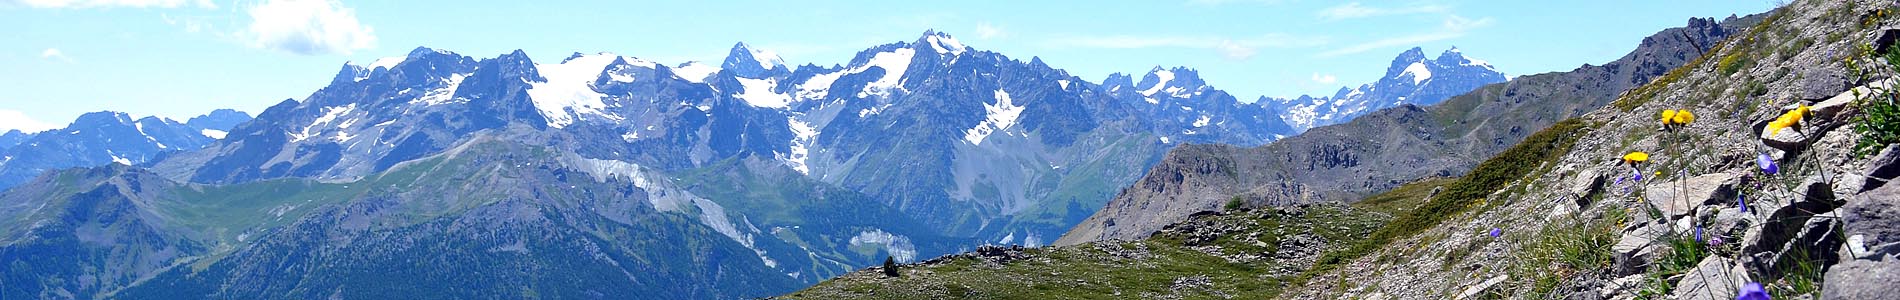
[
  {"x1": 39, "y1": 48, "x2": 71, "y2": 62},
  {"x1": 1217, "y1": 40, "x2": 1256, "y2": 60},
  {"x1": 974, "y1": 22, "x2": 1004, "y2": 39},
  {"x1": 1318, "y1": 14, "x2": 1492, "y2": 57},
  {"x1": 12, "y1": 0, "x2": 215, "y2": 9},
  {"x1": 1317, "y1": 2, "x2": 1448, "y2": 20},
  {"x1": 1310, "y1": 73, "x2": 1337, "y2": 84},
  {"x1": 0, "y1": 110, "x2": 59, "y2": 133},
  {"x1": 243, "y1": 0, "x2": 376, "y2": 55}
]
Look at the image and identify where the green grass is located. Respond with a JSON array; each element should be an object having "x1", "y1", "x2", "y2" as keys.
[
  {"x1": 785, "y1": 205, "x2": 1388, "y2": 299},
  {"x1": 1305, "y1": 118, "x2": 1592, "y2": 279},
  {"x1": 1515, "y1": 209, "x2": 1625, "y2": 299}
]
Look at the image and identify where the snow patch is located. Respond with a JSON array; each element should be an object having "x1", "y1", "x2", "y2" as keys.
[
  {"x1": 849, "y1": 229, "x2": 917, "y2": 263},
  {"x1": 1057, "y1": 79, "x2": 1070, "y2": 90},
  {"x1": 963, "y1": 89, "x2": 1026, "y2": 145},
  {"x1": 795, "y1": 71, "x2": 845, "y2": 101},
  {"x1": 1401, "y1": 62, "x2": 1432, "y2": 84},
  {"x1": 1139, "y1": 69, "x2": 1175, "y2": 97},
  {"x1": 1192, "y1": 115, "x2": 1211, "y2": 128},
  {"x1": 292, "y1": 104, "x2": 357, "y2": 143},
  {"x1": 1160, "y1": 136, "x2": 1171, "y2": 144},
  {"x1": 365, "y1": 56, "x2": 404, "y2": 71},
  {"x1": 857, "y1": 103, "x2": 892, "y2": 118},
  {"x1": 855, "y1": 48, "x2": 916, "y2": 98},
  {"x1": 779, "y1": 117, "x2": 818, "y2": 175},
  {"x1": 671, "y1": 62, "x2": 719, "y2": 83},
  {"x1": 735, "y1": 77, "x2": 793, "y2": 108},
  {"x1": 526, "y1": 53, "x2": 623, "y2": 128},
  {"x1": 418, "y1": 73, "x2": 469, "y2": 105},
  {"x1": 746, "y1": 47, "x2": 786, "y2": 70},
  {"x1": 200, "y1": 129, "x2": 227, "y2": 139},
  {"x1": 111, "y1": 155, "x2": 131, "y2": 165}
]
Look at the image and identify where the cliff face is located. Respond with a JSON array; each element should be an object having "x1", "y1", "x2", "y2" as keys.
[{"x1": 1056, "y1": 14, "x2": 1756, "y2": 246}]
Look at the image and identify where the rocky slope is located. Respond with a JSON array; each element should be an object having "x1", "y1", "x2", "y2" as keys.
[
  {"x1": 786, "y1": 0, "x2": 1900, "y2": 299},
  {"x1": 1057, "y1": 13, "x2": 1755, "y2": 246}
]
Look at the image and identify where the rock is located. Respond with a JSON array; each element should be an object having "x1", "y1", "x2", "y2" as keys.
[
  {"x1": 1810, "y1": 78, "x2": 1894, "y2": 122},
  {"x1": 1709, "y1": 207, "x2": 1751, "y2": 241},
  {"x1": 1876, "y1": 26, "x2": 1900, "y2": 54},
  {"x1": 1642, "y1": 173, "x2": 1738, "y2": 219},
  {"x1": 1454, "y1": 275, "x2": 1509, "y2": 300},
  {"x1": 1821, "y1": 257, "x2": 1900, "y2": 300},
  {"x1": 1759, "y1": 216, "x2": 1843, "y2": 279},
  {"x1": 1865, "y1": 144, "x2": 1899, "y2": 192},
  {"x1": 1759, "y1": 125, "x2": 1808, "y2": 153},
  {"x1": 1669, "y1": 256, "x2": 1750, "y2": 300},
  {"x1": 1796, "y1": 175, "x2": 1844, "y2": 207},
  {"x1": 1614, "y1": 223, "x2": 1668, "y2": 276},
  {"x1": 1797, "y1": 65, "x2": 1849, "y2": 101},
  {"x1": 1841, "y1": 183, "x2": 1900, "y2": 257},
  {"x1": 1571, "y1": 169, "x2": 1606, "y2": 207}
]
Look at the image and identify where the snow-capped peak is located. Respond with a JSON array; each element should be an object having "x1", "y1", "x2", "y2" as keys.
[
  {"x1": 1138, "y1": 67, "x2": 1176, "y2": 97},
  {"x1": 747, "y1": 47, "x2": 785, "y2": 70},
  {"x1": 920, "y1": 30, "x2": 967, "y2": 55}
]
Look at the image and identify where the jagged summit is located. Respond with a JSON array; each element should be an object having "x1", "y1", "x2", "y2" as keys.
[{"x1": 723, "y1": 42, "x2": 787, "y2": 78}]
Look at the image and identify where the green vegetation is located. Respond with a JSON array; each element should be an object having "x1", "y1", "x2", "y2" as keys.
[
  {"x1": 1306, "y1": 118, "x2": 1592, "y2": 278},
  {"x1": 1515, "y1": 209, "x2": 1624, "y2": 299},
  {"x1": 785, "y1": 205, "x2": 1388, "y2": 299},
  {"x1": 1633, "y1": 234, "x2": 1709, "y2": 300},
  {"x1": 1851, "y1": 42, "x2": 1900, "y2": 157}
]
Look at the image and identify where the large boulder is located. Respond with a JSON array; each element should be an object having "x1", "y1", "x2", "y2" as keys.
[
  {"x1": 1841, "y1": 182, "x2": 1900, "y2": 258},
  {"x1": 1821, "y1": 257, "x2": 1900, "y2": 300},
  {"x1": 1669, "y1": 256, "x2": 1751, "y2": 300},
  {"x1": 1642, "y1": 173, "x2": 1738, "y2": 219},
  {"x1": 1613, "y1": 222, "x2": 1669, "y2": 276}
]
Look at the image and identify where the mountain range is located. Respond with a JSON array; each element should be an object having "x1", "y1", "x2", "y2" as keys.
[
  {"x1": 0, "y1": 28, "x2": 1510, "y2": 298},
  {"x1": 0, "y1": 109, "x2": 251, "y2": 191}
]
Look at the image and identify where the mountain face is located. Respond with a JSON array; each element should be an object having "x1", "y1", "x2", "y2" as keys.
[
  {"x1": 1057, "y1": 14, "x2": 1752, "y2": 246},
  {"x1": 0, "y1": 110, "x2": 252, "y2": 191},
  {"x1": 1264, "y1": 47, "x2": 1509, "y2": 131},
  {"x1": 0, "y1": 130, "x2": 28, "y2": 150},
  {"x1": 1, "y1": 30, "x2": 1307, "y2": 298}
]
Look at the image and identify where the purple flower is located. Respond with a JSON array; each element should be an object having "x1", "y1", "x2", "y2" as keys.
[
  {"x1": 1615, "y1": 176, "x2": 1625, "y2": 185},
  {"x1": 1633, "y1": 170, "x2": 1644, "y2": 181},
  {"x1": 1488, "y1": 228, "x2": 1502, "y2": 238},
  {"x1": 1738, "y1": 282, "x2": 1770, "y2": 300},
  {"x1": 1738, "y1": 192, "x2": 1748, "y2": 213},
  {"x1": 1695, "y1": 226, "x2": 1704, "y2": 242},
  {"x1": 1758, "y1": 153, "x2": 1779, "y2": 175},
  {"x1": 1710, "y1": 236, "x2": 1725, "y2": 247}
]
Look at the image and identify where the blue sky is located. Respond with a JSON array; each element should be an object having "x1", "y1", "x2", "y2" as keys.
[{"x1": 1, "y1": 0, "x2": 1776, "y2": 132}]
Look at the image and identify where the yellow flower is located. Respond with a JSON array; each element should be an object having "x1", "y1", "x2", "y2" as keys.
[
  {"x1": 1661, "y1": 110, "x2": 1678, "y2": 125},
  {"x1": 1769, "y1": 105, "x2": 1808, "y2": 135},
  {"x1": 1672, "y1": 110, "x2": 1695, "y2": 124},
  {"x1": 1623, "y1": 152, "x2": 1649, "y2": 164}
]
